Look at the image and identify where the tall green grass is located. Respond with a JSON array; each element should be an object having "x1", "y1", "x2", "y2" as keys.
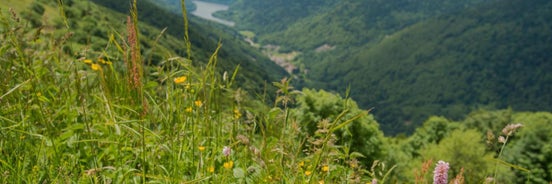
[
  {"x1": 2, "y1": 1, "x2": 537, "y2": 183},
  {"x1": 0, "y1": 2, "x2": 385, "y2": 183}
]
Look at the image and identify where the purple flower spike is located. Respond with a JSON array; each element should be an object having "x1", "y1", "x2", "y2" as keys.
[{"x1": 433, "y1": 160, "x2": 450, "y2": 184}]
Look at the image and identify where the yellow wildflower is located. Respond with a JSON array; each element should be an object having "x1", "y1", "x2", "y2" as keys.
[
  {"x1": 91, "y1": 63, "x2": 101, "y2": 71},
  {"x1": 198, "y1": 146, "x2": 206, "y2": 152},
  {"x1": 322, "y1": 165, "x2": 329, "y2": 172},
  {"x1": 194, "y1": 100, "x2": 203, "y2": 107},
  {"x1": 223, "y1": 161, "x2": 234, "y2": 169},
  {"x1": 83, "y1": 59, "x2": 93, "y2": 64},
  {"x1": 234, "y1": 108, "x2": 242, "y2": 119},
  {"x1": 185, "y1": 107, "x2": 193, "y2": 112},
  {"x1": 305, "y1": 170, "x2": 312, "y2": 176},
  {"x1": 174, "y1": 76, "x2": 187, "y2": 84},
  {"x1": 298, "y1": 161, "x2": 304, "y2": 168},
  {"x1": 208, "y1": 166, "x2": 215, "y2": 173}
]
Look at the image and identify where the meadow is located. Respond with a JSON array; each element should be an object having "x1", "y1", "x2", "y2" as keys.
[{"x1": 1, "y1": 0, "x2": 551, "y2": 183}]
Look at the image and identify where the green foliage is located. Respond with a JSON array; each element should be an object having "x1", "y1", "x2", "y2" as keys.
[
  {"x1": 403, "y1": 116, "x2": 461, "y2": 157},
  {"x1": 504, "y1": 112, "x2": 552, "y2": 183},
  {"x1": 295, "y1": 89, "x2": 387, "y2": 165}
]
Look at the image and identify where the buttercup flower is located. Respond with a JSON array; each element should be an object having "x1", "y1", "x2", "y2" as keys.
[
  {"x1": 84, "y1": 59, "x2": 93, "y2": 64},
  {"x1": 223, "y1": 161, "x2": 234, "y2": 169},
  {"x1": 198, "y1": 146, "x2": 206, "y2": 152},
  {"x1": 305, "y1": 170, "x2": 312, "y2": 176},
  {"x1": 91, "y1": 63, "x2": 101, "y2": 71},
  {"x1": 194, "y1": 100, "x2": 203, "y2": 107},
  {"x1": 234, "y1": 108, "x2": 242, "y2": 119},
  {"x1": 298, "y1": 161, "x2": 305, "y2": 168},
  {"x1": 174, "y1": 76, "x2": 187, "y2": 84},
  {"x1": 322, "y1": 165, "x2": 329, "y2": 172}
]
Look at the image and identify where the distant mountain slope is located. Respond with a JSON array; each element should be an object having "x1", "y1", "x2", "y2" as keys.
[
  {"x1": 227, "y1": 0, "x2": 488, "y2": 49},
  {"x1": 226, "y1": 0, "x2": 552, "y2": 134},
  {"x1": 318, "y1": 0, "x2": 552, "y2": 134}
]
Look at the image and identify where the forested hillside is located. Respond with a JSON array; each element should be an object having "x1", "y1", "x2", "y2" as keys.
[{"x1": 226, "y1": 0, "x2": 552, "y2": 134}]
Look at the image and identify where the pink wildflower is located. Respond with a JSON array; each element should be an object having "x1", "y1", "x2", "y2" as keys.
[
  {"x1": 223, "y1": 146, "x2": 232, "y2": 157},
  {"x1": 498, "y1": 136, "x2": 506, "y2": 143},
  {"x1": 502, "y1": 123, "x2": 523, "y2": 136},
  {"x1": 433, "y1": 160, "x2": 449, "y2": 184}
]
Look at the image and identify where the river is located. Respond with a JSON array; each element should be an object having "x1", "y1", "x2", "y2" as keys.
[{"x1": 190, "y1": 0, "x2": 235, "y2": 26}]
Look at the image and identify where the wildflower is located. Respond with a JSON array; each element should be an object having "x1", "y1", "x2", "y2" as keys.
[
  {"x1": 322, "y1": 165, "x2": 329, "y2": 172},
  {"x1": 98, "y1": 58, "x2": 112, "y2": 65},
  {"x1": 305, "y1": 170, "x2": 312, "y2": 176},
  {"x1": 208, "y1": 166, "x2": 215, "y2": 173},
  {"x1": 371, "y1": 178, "x2": 378, "y2": 184},
  {"x1": 222, "y1": 146, "x2": 232, "y2": 157},
  {"x1": 502, "y1": 123, "x2": 523, "y2": 136},
  {"x1": 223, "y1": 161, "x2": 234, "y2": 169},
  {"x1": 91, "y1": 64, "x2": 101, "y2": 71},
  {"x1": 194, "y1": 100, "x2": 203, "y2": 107},
  {"x1": 185, "y1": 107, "x2": 193, "y2": 112},
  {"x1": 498, "y1": 136, "x2": 506, "y2": 143},
  {"x1": 198, "y1": 146, "x2": 206, "y2": 152},
  {"x1": 298, "y1": 161, "x2": 305, "y2": 168},
  {"x1": 433, "y1": 160, "x2": 449, "y2": 184},
  {"x1": 234, "y1": 108, "x2": 242, "y2": 119},
  {"x1": 84, "y1": 59, "x2": 93, "y2": 64},
  {"x1": 174, "y1": 76, "x2": 187, "y2": 84},
  {"x1": 98, "y1": 58, "x2": 108, "y2": 64}
]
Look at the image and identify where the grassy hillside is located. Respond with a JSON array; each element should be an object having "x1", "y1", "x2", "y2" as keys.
[
  {"x1": 89, "y1": 0, "x2": 288, "y2": 98},
  {"x1": 1, "y1": 0, "x2": 552, "y2": 183}
]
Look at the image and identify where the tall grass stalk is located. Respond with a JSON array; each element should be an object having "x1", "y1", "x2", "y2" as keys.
[{"x1": 180, "y1": 0, "x2": 192, "y2": 59}]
